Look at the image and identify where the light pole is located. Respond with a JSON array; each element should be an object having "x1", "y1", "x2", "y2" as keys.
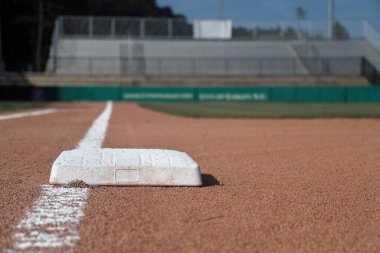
[
  {"x1": 328, "y1": 0, "x2": 334, "y2": 40},
  {"x1": 219, "y1": 0, "x2": 224, "y2": 19}
]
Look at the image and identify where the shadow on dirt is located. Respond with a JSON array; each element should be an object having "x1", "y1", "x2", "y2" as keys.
[{"x1": 201, "y1": 174, "x2": 221, "y2": 187}]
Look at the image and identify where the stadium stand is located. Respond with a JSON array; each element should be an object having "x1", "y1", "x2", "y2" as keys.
[{"x1": 39, "y1": 16, "x2": 380, "y2": 85}]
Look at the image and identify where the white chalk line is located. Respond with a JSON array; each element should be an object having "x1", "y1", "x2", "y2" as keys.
[
  {"x1": 7, "y1": 102, "x2": 113, "y2": 252},
  {"x1": 9, "y1": 186, "x2": 89, "y2": 252},
  {"x1": 77, "y1": 102, "x2": 113, "y2": 149},
  {"x1": 0, "y1": 109, "x2": 58, "y2": 121}
]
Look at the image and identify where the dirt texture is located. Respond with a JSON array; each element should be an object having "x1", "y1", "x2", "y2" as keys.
[
  {"x1": 0, "y1": 103, "x2": 104, "y2": 250},
  {"x1": 75, "y1": 103, "x2": 380, "y2": 253},
  {"x1": 2, "y1": 102, "x2": 380, "y2": 253},
  {"x1": 63, "y1": 180, "x2": 91, "y2": 188}
]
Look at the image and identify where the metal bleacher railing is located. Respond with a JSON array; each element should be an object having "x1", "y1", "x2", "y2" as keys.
[
  {"x1": 53, "y1": 57, "x2": 363, "y2": 77},
  {"x1": 56, "y1": 16, "x2": 372, "y2": 40},
  {"x1": 363, "y1": 21, "x2": 380, "y2": 52}
]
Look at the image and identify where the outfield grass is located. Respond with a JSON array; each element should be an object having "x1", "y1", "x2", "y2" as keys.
[
  {"x1": 139, "y1": 103, "x2": 380, "y2": 119},
  {"x1": 0, "y1": 102, "x2": 48, "y2": 113}
]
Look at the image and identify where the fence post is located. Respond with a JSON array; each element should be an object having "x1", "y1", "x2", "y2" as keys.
[
  {"x1": 89, "y1": 17, "x2": 93, "y2": 37},
  {"x1": 259, "y1": 59, "x2": 263, "y2": 76},
  {"x1": 89, "y1": 58, "x2": 93, "y2": 76},
  {"x1": 292, "y1": 59, "x2": 296, "y2": 76},
  {"x1": 158, "y1": 58, "x2": 162, "y2": 76},
  {"x1": 59, "y1": 16, "x2": 63, "y2": 37},
  {"x1": 168, "y1": 19, "x2": 173, "y2": 38},
  {"x1": 111, "y1": 18, "x2": 116, "y2": 37},
  {"x1": 323, "y1": 58, "x2": 330, "y2": 75},
  {"x1": 316, "y1": 59, "x2": 321, "y2": 76},
  {"x1": 225, "y1": 59, "x2": 229, "y2": 77},
  {"x1": 140, "y1": 19, "x2": 145, "y2": 38},
  {"x1": 191, "y1": 58, "x2": 196, "y2": 77}
]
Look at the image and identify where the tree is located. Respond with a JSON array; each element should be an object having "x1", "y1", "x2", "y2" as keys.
[
  {"x1": 333, "y1": 21, "x2": 350, "y2": 39},
  {"x1": 253, "y1": 26, "x2": 282, "y2": 39},
  {"x1": 232, "y1": 27, "x2": 252, "y2": 38},
  {"x1": 1, "y1": 0, "x2": 181, "y2": 71},
  {"x1": 296, "y1": 6, "x2": 307, "y2": 21},
  {"x1": 283, "y1": 27, "x2": 298, "y2": 39}
]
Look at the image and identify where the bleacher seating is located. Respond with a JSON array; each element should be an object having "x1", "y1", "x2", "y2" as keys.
[{"x1": 49, "y1": 38, "x2": 380, "y2": 78}]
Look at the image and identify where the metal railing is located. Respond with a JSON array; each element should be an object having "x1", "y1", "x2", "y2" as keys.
[
  {"x1": 51, "y1": 57, "x2": 363, "y2": 77},
  {"x1": 56, "y1": 16, "x2": 368, "y2": 40},
  {"x1": 59, "y1": 16, "x2": 193, "y2": 39},
  {"x1": 364, "y1": 21, "x2": 380, "y2": 52},
  {"x1": 362, "y1": 58, "x2": 380, "y2": 85}
]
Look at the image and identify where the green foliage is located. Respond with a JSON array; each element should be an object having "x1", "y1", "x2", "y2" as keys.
[
  {"x1": 232, "y1": 27, "x2": 252, "y2": 37},
  {"x1": 1, "y1": 0, "x2": 181, "y2": 71},
  {"x1": 254, "y1": 26, "x2": 282, "y2": 38},
  {"x1": 283, "y1": 27, "x2": 298, "y2": 39},
  {"x1": 296, "y1": 6, "x2": 308, "y2": 20},
  {"x1": 235, "y1": 22, "x2": 349, "y2": 40},
  {"x1": 333, "y1": 21, "x2": 350, "y2": 39}
]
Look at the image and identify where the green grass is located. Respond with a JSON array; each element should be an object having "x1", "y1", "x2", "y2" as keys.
[
  {"x1": 0, "y1": 102, "x2": 48, "y2": 113},
  {"x1": 139, "y1": 103, "x2": 380, "y2": 119}
]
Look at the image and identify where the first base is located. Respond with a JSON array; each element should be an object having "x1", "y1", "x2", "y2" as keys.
[{"x1": 49, "y1": 148, "x2": 202, "y2": 186}]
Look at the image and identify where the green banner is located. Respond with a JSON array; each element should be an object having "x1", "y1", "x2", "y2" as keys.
[
  {"x1": 40, "y1": 86, "x2": 380, "y2": 103},
  {"x1": 346, "y1": 87, "x2": 380, "y2": 102}
]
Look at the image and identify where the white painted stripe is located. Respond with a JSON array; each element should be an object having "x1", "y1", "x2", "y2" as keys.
[
  {"x1": 77, "y1": 101, "x2": 113, "y2": 149},
  {"x1": 8, "y1": 102, "x2": 113, "y2": 252},
  {"x1": 10, "y1": 186, "x2": 89, "y2": 251},
  {"x1": 0, "y1": 109, "x2": 58, "y2": 121}
]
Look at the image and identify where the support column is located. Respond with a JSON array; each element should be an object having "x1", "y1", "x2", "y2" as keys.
[{"x1": 328, "y1": 0, "x2": 334, "y2": 40}]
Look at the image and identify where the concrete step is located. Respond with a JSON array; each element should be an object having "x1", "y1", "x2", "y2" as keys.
[{"x1": 25, "y1": 74, "x2": 370, "y2": 86}]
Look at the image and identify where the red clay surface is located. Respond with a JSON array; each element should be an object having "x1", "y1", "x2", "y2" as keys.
[
  {"x1": 1, "y1": 102, "x2": 380, "y2": 252},
  {"x1": 0, "y1": 103, "x2": 104, "y2": 250}
]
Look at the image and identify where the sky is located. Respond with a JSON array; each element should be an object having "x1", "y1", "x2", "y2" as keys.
[{"x1": 157, "y1": 0, "x2": 380, "y2": 30}]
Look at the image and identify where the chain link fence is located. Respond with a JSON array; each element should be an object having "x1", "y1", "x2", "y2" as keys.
[{"x1": 60, "y1": 17, "x2": 193, "y2": 38}]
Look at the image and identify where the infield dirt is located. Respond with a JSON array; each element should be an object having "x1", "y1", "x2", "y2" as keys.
[
  {"x1": 0, "y1": 103, "x2": 104, "y2": 250},
  {"x1": 1, "y1": 102, "x2": 380, "y2": 252},
  {"x1": 81, "y1": 103, "x2": 380, "y2": 253}
]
